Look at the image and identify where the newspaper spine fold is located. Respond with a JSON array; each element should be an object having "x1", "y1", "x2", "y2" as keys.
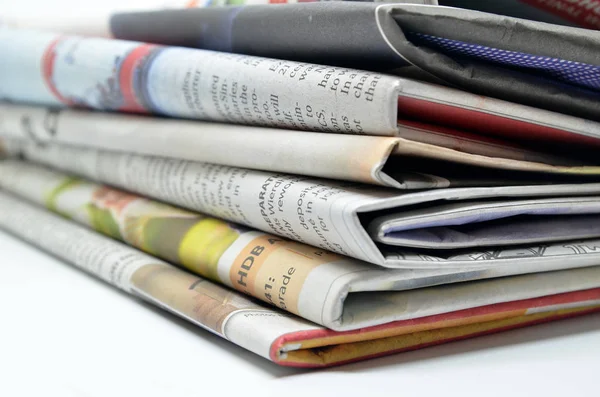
[
  {"x1": 0, "y1": 190, "x2": 306, "y2": 361},
  {"x1": 0, "y1": 29, "x2": 400, "y2": 135}
]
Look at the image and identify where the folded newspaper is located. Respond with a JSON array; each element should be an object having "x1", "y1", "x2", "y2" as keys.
[
  {"x1": 2, "y1": 191, "x2": 600, "y2": 368},
  {"x1": 11, "y1": 138, "x2": 600, "y2": 270},
  {"x1": 2, "y1": 103, "x2": 600, "y2": 190},
  {"x1": 8, "y1": 157, "x2": 600, "y2": 331},
  {"x1": 1, "y1": 29, "x2": 600, "y2": 154},
  {"x1": 110, "y1": 3, "x2": 600, "y2": 121},
  {"x1": 9, "y1": 1, "x2": 599, "y2": 119}
]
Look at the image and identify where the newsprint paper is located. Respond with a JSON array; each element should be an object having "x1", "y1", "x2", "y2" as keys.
[
  {"x1": 12, "y1": 138, "x2": 600, "y2": 269},
  {"x1": 1, "y1": 29, "x2": 600, "y2": 149},
  {"x1": 6, "y1": 158, "x2": 600, "y2": 332},
  {"x1": 1, "y1": 103, "x2": 600, "y2": 190},
  {"x1": 1, "y1": 191, "x2": 600, "y2": 368},
  {"x1": 6, "y1": 4, "x2": 599, "y2": 120},
  {"x1": 110, "y1": 3, "x2": 600, "y2": 121}
]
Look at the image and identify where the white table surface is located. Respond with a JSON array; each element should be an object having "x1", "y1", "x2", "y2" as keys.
[{"x1": 1, "y1": 229, "x2": 599, "y2": 397}]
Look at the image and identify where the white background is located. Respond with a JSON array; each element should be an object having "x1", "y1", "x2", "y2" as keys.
[{"x1": 1, "y1": 0, "x2": 600, "y2": 395}]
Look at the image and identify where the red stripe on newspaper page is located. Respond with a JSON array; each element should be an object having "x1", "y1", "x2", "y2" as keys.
[
  {"x1": 272, "y1": 307, "x2": 600, "y2": 368},
  {"x1": 397, "y1": 119, "x2": 540, "y2": 152},
  {"x1": 270, "y1": 287, "x2": 600, "y2": 365},
  {"x1": 520, "y1": 0, "x2": 600, "y2": 30},
  {"x1": 397, "y1": 96, "x2": 600, "y2": 147},
  {"x1": 41, "y1": 38, "x2": 75, "y2": 106},
  {"x1": 118, "y1": 44, "x2": 156, "y2": 113}
]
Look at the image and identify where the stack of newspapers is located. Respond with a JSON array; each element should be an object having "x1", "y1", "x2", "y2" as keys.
[{"x1": 2, "y1": 2, "x2": 600, "y2": 368}]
